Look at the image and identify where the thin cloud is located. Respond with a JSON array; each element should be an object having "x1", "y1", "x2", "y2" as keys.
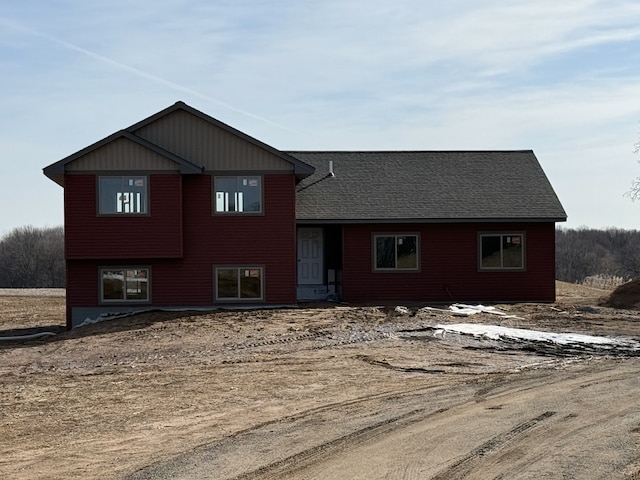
[{"x1": 0, "y1": 16, "x2": 303, "y2": 134}]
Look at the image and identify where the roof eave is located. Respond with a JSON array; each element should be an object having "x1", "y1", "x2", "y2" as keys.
[
  {"x1": 295, "y1": 216, "x2": 568, "y2": 225},
  {"x1": 42, "y1": 130, "x2": 204, "y2": 187},
  {"x1": 43, "y1": 130, "x2": 125, "y2": 186}
]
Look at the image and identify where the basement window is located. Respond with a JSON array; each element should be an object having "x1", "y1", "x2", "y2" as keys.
[
  {"x1": 101, "y1": 268, "x2": 149, "y2": 302},
  {"x1": 214, "y1": 176, "x2": 262, "y2": 214},
  {"x1": 374, "y1": 234, "x2": 419, "y2": 271},
  {"x1": 215, "y1": 266, "x2": 263, "y2": 301},
  {"x1": 479, "y1": 233, "x2": 525, "y2": 270},
  {"x1": 99, "y1": 176, "x2": 147, "y2": 214}
]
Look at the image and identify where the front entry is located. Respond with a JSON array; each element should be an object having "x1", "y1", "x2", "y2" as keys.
[{"x1": 297, "y1": 227, "x2": 328, "y2": 300}]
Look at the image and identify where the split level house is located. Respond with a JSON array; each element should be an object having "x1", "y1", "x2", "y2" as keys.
[{"x1": 43, "y1": 101, "x2": 567, "y2": 328}]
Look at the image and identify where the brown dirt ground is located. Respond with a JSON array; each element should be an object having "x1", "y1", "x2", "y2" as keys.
[
  {"x1": 606, "y1": 279, "x2": 640, "y2": 310},
  {"x1": 1, "y1": 282, "x2": 639, "y2": 479}
]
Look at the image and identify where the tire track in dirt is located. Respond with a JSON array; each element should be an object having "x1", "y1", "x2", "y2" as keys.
[
  {"x1": 125, "y1": 382, "x2": 476, "y2": 480},
  {"x1": 271, "y1": 364, "x2": 640, "y2": 480},
  {"x1": 232, "y1": 364, "x2": 636, "y2": 480},
  {"x1": 126, "y1": 362, "x2": 613, "y2": 480},
  {"x1": 228, "y1": 376, "x2": 565, "y2": 480},
  {"x1": 126, "y1": 367, "x2": 568, "y2": 479},
  {"x1": 460, "y1": 371, "x2": 640, "y2": 479},
  {"x1": 429, "y1": 411, "x2": 556, "y2": 479},
  {"x1": 229, "y1": 405, "x2": 453, "y2": 480},
  {"x1": 223, "y1": 328, "x2": 396, "y2": 355}
]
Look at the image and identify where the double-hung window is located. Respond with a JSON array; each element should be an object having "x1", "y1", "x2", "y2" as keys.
[
  {"x1": 374, "y1": 234, "x2": 419, "y2": 271},
  {"x1": 215, "y1": 266, "x2": 263, "y2": 301},
  {"x1": 479, "y1": 233, "x2": 525, "y2": 270},
  {"x1": 99, "y1": 176, "x2": 147, "y2": 214},
  {"x1": 214, "y1": 176, "x2": 262, "y2": 213},
  {"x1": 101, "y1": 268, "x2": 149, "y2": 302}
]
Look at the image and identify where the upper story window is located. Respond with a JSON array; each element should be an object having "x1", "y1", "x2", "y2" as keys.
[
  {"x1": 374, "y1": 234, "x2": 419, "y2": 271},
  {"x1": 479, "y1": 233, "x2": 525, "y2": 270},
  {"x1": 99, "y1": 176, "x2": 147, "y2": 214},
  {"x1": 214, "y1": 176, "x2": 262, "y2": 214}
]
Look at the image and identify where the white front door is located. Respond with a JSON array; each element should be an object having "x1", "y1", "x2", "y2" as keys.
[{"x1": 297, "y1": 228, "x2": 323, "y2": 285}]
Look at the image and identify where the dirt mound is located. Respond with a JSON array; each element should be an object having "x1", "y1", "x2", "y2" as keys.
[{"x1": 604, "y1": 279, "x2": 640, "y2": 310}]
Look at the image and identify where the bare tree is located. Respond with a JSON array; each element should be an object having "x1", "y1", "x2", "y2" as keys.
[
  {"x1": 556, "y1": 227, "x2": 640, "y2": 283},
  {"x1": 0, "y1": 226, "x2": 65, "y2": 287},
  {"x1": 627, "y1": 128, "x2": 640, "y2": 201}
]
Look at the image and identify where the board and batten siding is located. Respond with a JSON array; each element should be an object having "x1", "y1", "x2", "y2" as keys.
[
  {"x1": 64, "y1": 173, "x2": 183, "y2": 259},
  {"x1": 341, "y1": 222, "x2": 556, "y2": 303},
  {"x1": 64, "y1": 137, "x2": 182, "y2": 172},
  {"x1": 133, "y1": 109, "x2": 294, "y2": 172}
]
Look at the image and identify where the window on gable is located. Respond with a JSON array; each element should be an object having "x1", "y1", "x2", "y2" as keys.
[
  {"x1": 101, "y1": 268, "x2": 149, "y2": 302},
  {"x1": 99, "y1": 176, "x2": 147, "y2": 214},
  {"x1": 480, "y1": 233, "x2": 525, "y2": 270},
  {"x1": 374, "y1": 234, "x2": 419, "y2": 271},
  {"x1": 215, "y1": 266, "x2": 263, "y2": 301},
  {"x1": 214, "y1": 176, "x2": 262, "y2": 213}
]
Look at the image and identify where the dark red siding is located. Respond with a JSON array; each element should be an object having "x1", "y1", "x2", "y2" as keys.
[
  {"x1": 341, "y1": 222, "x2": 556, "y2": 303},
  {"x1": 65, "y1": 173, "x2": 298, "y2": 326},
  {"x1": 64, "y1": 174, "x2": 183, "y2": 259},
  {"x1": 160, "y1": 173, "x2": 298, "y2": 305}
]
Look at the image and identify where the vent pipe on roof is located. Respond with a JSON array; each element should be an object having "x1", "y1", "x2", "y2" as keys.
[{"x1": 296, "y1": 160, "x2": 336, "y2": 193}]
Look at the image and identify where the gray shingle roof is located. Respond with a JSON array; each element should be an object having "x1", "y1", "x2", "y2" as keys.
[{"x1": 288, "y1": 151, "x2": 567, "y2": 223}]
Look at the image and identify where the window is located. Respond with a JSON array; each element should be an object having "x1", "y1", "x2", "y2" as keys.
[
  {"x1": 214, "y1": 176, "x2": 261, "y2": 213},
  {"x1": 374, "y1": 234, "x2": 419, "y2": 271},
  {"x1": 101, "y1": 268, "x2": 149, "y2": 302},
  {"x1": 215, "y1": 266, "x2": 263, "y2": 300},
  {"x1": 480, "y1": 234, "x2": 524, "y2": 270},
  {"x1": 99, "y1": 176, "x2": 147, "y2": 214}
]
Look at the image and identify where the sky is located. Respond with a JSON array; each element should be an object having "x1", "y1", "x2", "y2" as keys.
[{"x1": 2, "y1": 0, "x2": 640, "y2": 235}]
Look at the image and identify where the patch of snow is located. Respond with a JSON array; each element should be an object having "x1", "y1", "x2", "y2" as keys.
[
  {"x1": 420, "y1": 304, "x2": 523, "y2": 319},
  {"x1": 435, "y1": 323, "x2": 640, "y2": 350}
]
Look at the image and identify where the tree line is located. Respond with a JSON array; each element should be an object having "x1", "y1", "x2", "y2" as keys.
[
  {"x1": 0, "y1": 226, "x2": 65, "y2": 287},
  {"x1": 556, "y1": 227, "x2": 640, "y2": 285},
  {"x1": 0, "y1": 225, "x2": 639, "y2": 288}
]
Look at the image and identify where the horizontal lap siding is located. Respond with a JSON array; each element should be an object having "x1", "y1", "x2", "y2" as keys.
[
  {"x1": 65, "y1": 174, "x2": 297, "y2": 318},
  {"x1": 342, "y1": 222, "x2": 556, "y2": 303},
  {"x1": 64, "y1": 174, "x2": 183, "y2": 259},
  {"x1": 150, "y1": 174, "x2": 296, "y2": 305},
  {"x1": 65, "y1": 260, "x2": 98, "y2": 326}
]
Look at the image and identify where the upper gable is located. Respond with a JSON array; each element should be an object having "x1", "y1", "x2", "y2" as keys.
[
  {"x1": 129, "y1": 103, "x2": 314, "y2": 178},
  {"x1": 132, "y1": 109, "x2": 289, "y2": 172},
  {"x1": 43, "y1": 102, "x2": 315, "y2": 187}
]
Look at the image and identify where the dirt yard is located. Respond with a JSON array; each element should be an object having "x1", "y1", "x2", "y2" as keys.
[{"x1": 1, "y1": 283, "x2": 640, "y2": 479}]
